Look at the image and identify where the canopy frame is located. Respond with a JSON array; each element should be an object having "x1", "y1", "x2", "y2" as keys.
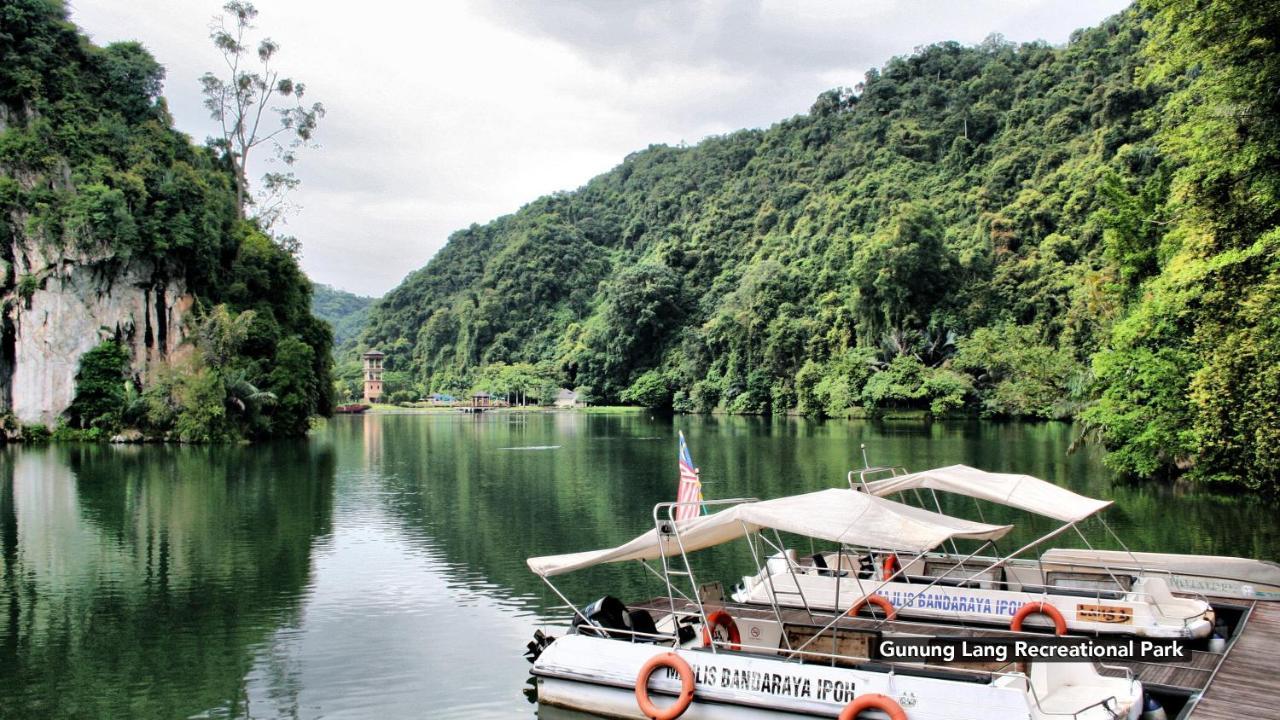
[{"x1": 848, "y1": 464, "x2": 1193, "y2": 611}]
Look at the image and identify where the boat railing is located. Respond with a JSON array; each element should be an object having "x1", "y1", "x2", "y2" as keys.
[
  {"x1": 1105, "y1": 561, "x2": 1216, "y2": 620},
  {"x1": 785, "y1": 555, "x2": 1203, "y2": 627},
  {"x1": 848, "y1": 466, "x2": 908, "y2": 493},
  {"x1": 700, "y1": 631, "x2": 1021, "y2": 682},
  {"x1": 572, "y1": 624, "x2": 681, "y2": 644},
  {"x1": 1096, "y1": 663, "x2": 1136, "y2": 692},
  {"x1": 652, "y1": 497, "x2": 758, "y2": 655}
]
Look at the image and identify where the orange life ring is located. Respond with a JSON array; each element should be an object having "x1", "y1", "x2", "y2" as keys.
[
  {"x1": 882, "y1": 553, "x2": 900, "y2": 581},
  {"x1": 847, "y1": 594, "x2": 896, "y2": 620},
  {"x1": 838, "y1": 693, "x2": 908, "y2": 720},
  {"x1": 1010, "y1": 602, "x2": 1067, "y2": 635},
  {"x1": 701, "y1": 609, "x2": 742, "y2": 650},
  {"x1": 635, "y1": 652, "x2": 695, "y2": 720}
]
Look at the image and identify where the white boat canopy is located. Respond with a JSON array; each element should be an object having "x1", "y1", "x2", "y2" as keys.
[
  {"x1": 527, "y1": 488, "x2": 1012, "y2": 577},
  {"x1": 859, "y1": 464, "x2": 1112, "y2": 524}
]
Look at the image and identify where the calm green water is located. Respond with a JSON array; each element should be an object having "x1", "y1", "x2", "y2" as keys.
[{"x1": 2, "y1": 414, "x2": 1277, "y2": 718}]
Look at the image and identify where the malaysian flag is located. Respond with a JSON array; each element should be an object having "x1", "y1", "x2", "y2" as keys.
[{"x1": 675, "y1": 431, "x2": 704, "y2": 521}]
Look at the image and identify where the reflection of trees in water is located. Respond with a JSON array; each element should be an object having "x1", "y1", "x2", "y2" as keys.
[
  {"x1": 356, "y1": 415, "x2": 1279, "y2": 618},
  {"x1": 1, "y1": 450, "x2": 18, "y2": 668},
  {"x1": 0, "y1": 442, "x2": 335, "y2": 719}
]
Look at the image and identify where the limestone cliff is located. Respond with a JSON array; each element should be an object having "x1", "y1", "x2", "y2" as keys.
[
  {"x1": 0, "y1": 1, "x2": 333, "y2": 439},
  {"x1": 2, "y1": 242, "x2": 193, "y2": 426}
]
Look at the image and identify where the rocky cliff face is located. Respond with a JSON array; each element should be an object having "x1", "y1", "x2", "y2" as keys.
[{"x1": 2, "y1": 241, "x2": 193, "y2": 426}]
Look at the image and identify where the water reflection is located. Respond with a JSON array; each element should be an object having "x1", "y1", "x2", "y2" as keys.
[
  {"x1": 0, "y1": 414, "x2": 1276, "y2": 719},
  {"x1": 0, "y1": 442, "x2": 334, "y2": 719}
]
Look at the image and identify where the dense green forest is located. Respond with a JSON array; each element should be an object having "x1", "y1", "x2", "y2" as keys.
[
  {"x1": 0, "y1": 0, "x2": 333, "y2": 440},
  {"x1": 361, "y1": 2, "x2": 1279, "y2": 490},
  {"x1": 311, "y1": 284, "x2": 374, "y2": 350}
]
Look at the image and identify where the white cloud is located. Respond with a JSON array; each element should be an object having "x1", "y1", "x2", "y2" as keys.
[{"x1": 68, "y1": 0, "x2": 1129, "y2": 296}]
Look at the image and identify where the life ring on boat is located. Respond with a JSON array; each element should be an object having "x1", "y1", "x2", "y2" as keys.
[
  {"x1": 634, "y1": 652, "x2": 695, "y2": 720},
  {"x1": 882, "y1": 553, "x2": 900, "y2": 581},
  {"x1": 701, "y1": 609, "x2": 742, "y2": 650},
  {"x1": 847, "y1": 594, "x2": 896, "y2": 620},
  {"x1": 1010, "y1": 602, "x2": 1067, "y2": 635},
  {"x1": 838, "y1": 693, "x2": 908, "y2": 720}
]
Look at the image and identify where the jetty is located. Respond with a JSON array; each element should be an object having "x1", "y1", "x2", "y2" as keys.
[{"x1": 1186, "y1": 599, "x2": 1280, "y2": 719}]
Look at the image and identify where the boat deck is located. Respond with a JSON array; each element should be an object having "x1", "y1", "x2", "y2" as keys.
[
  {"x1": 632, "y1": 597, "x2": 1221, "y2": 694},
  {"x1": 1186, "y1": 600, "x2": 1280, "y2": 719}
]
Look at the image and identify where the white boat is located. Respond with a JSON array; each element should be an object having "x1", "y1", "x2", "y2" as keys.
[
  {"x1": 1038, "y1": 549, "x2": 1280, "y2": 603},
  {"x1": 526, "y1": 491, "x2": 1144, "y2": 720},
  {"x1": 732, "y1": 466, "x2": 1215, "y2": 639}
]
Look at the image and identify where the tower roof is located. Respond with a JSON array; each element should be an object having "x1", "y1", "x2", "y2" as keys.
[{"x1": 362, "y1": 349, "x2": 385, "y2": 358}]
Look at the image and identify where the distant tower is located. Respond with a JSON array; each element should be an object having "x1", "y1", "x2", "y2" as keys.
[{"x1": 362, "y1": 350, "x2": 385, "y2": 404}]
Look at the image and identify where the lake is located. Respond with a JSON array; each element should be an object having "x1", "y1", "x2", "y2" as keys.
[{"x1": 2, "y1": 413, "x2": 1277, "y2": 719}]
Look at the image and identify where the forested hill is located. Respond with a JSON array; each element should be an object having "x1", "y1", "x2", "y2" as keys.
[
  {"x1": 312, "y1": 284, "x2": 374, "y2": 351},
  {"x1": 1, "y1": 1, "x2": 333, "y2": 441},
  {"x1": 361, "y1": 2, "x2": 1280, "y2": 490}
]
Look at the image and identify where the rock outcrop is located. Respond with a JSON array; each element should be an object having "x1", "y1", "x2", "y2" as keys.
[{"x1": 2, "y1": 241, "x2": 193, "y2": 426}]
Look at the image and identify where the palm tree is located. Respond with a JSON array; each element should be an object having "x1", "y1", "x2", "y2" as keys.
[{"x1": 223, "y1": 371, "x2": 277, "y2": 416}]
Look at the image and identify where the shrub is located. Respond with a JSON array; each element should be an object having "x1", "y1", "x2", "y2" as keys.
[
  {"x1": 621, "y1": 369, "x2": 672, "y2": 409},
  {"x1": 861, "y1": 355, "x2": 928, "y2": 407},
  {"x1": 387, "y1": 389, "x2": 417, "y2": 405},
  {"x1": 65, "y1": 340, "x2": 131, "y2": 431},
  {"x1": 921, "y1": 367, "x2": 973, "y2": 414},
  {"x1": 953, "y1": 323, "x2": 1079, "y2": 418}
]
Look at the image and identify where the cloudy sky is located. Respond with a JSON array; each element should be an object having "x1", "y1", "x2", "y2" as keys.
[{"x1": 70, "y1": 0, "x2": 1129, "y2": 297}]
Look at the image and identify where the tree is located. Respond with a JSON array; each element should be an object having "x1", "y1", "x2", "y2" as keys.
[
  {"x1": 621, "y1": 369, "x2": 672, "y2": 409},
  {"x1": 66, "y1": 341, "x2": 132, "y2": 430},
  {"x1": 267, "y1": 337, "x2": 319, "y2": 436},
  {"x1": 200, "y1": 1, "x2": 324, "y2": 227},
  {"x1": 851, "y1": 204, "x2": 955, "y2": 341},
  {"x1": 197, "y1": 305, "x2": 256, "y2": 369}
]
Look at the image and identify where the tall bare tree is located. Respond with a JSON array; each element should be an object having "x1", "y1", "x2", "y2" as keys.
[{"x1": 200, "y1": 1, "x2": 324, "y2": 229}]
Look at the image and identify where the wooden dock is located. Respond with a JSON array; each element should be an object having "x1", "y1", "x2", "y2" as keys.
[{"x1": 1187, "y1": 600, "x2": 1280, "y2": 719}]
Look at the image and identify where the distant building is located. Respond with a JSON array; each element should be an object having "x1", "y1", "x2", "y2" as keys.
[
  {"x1": 554, "y1": 388, "x2": 585, "y2": 409},
  {"x1": 429, "y1": 393, "x2": 456, "y2": 406},
  {"x1": 362, "y1": 350, "x2": 385, "y2": 404},
  {"x1": 472, "y1": 391, "x2": 492, "y2": 408}
]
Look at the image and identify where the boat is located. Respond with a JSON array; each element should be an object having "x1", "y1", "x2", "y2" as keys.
[
  {"x1": 731, "y1": 465, "x2": 1215, "y2": 639},
  {"x1": 1038, "y1": 549, "x2": 1280, "y2": 603},
  {"x1": 526, "y1": 491, "x2": 1144, "y2": 719}
]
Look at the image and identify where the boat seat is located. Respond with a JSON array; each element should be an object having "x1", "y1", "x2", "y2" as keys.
[
  {"x1": 1030, "y1": 662, "x2": 1130, "y2": 716},
  {"x1": 627, "y1": 609, "x2": 660, "y2": 643},
  {"x1": 1034, "y1": 683, "x2": 1120, "y2": 715},
  {"x1": 811, "y1": 553, "x2": 849, "y2": 578}
]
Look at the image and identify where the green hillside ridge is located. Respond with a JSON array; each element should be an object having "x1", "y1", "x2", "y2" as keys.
[
  {"x1": 311, "y1": 283, "x2": 375, "y2": 350},
  {"x1": 1, "y1": 0, "x2": 333, "y2": 441},
  {"x1": 361, "y1": 2, "x2": 1280, "y2": 490}
]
